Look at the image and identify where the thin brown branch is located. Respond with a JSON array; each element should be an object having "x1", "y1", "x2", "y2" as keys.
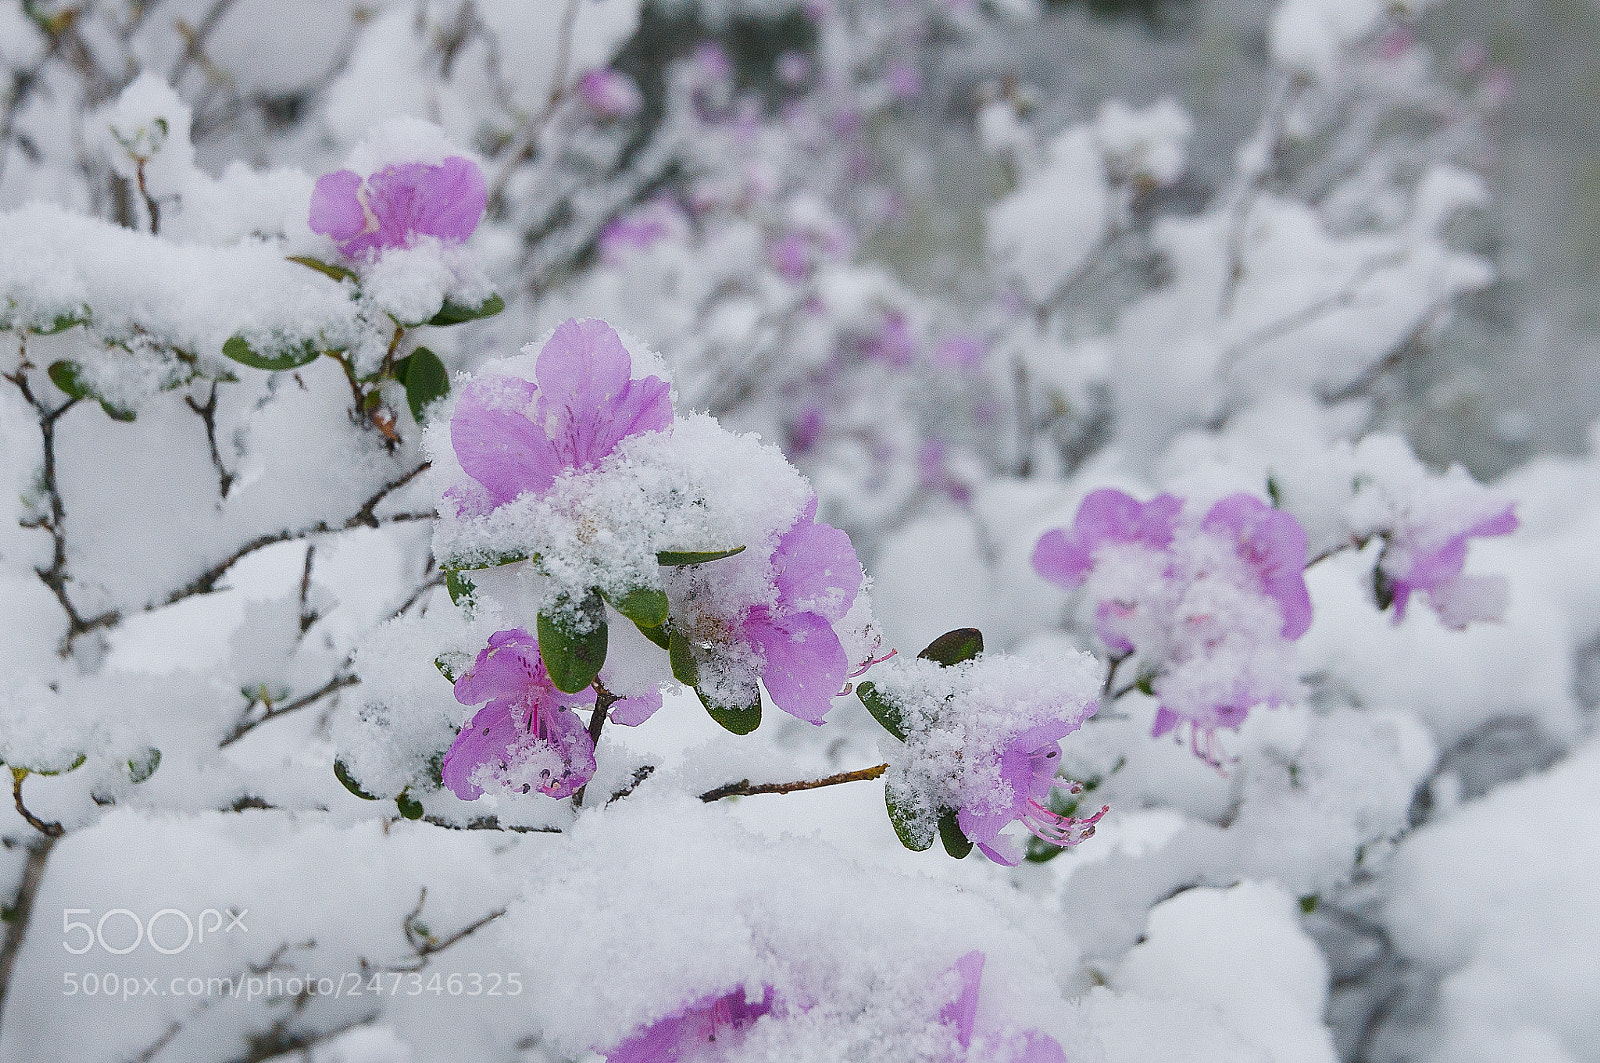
[
  {"x1": 607, "y1": 765, "x2": 655, "y2": 805},
  {"x1": 218, "y1": 673, "x2": 359, "y2": 748},
  {"x1": 572, "y1": 682, "x2": 619, "y2": 808},
  {"x1": 397, "y1": 886, "x2": 508, "y2": 970},
  {"x1": 12, "y1": 771, "x2": 64, "y2": 838},
  {"x1": 168, "y1": 0, "x2": 242, "y2": 86},
  {"x1": 487, "y1": 0, "x2": 582, "y2": 205},
  {"x1": 0, "y1": 835, "x2": 57, "y2": 1039},
  {"x1": 700, "y1": 763, "x2": 889, "y2": 802},
  {"x1": 185, "y1": 380, "x2": 233, "y2": 497}
]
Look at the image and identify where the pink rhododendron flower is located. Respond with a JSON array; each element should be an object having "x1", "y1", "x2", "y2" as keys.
[
  {"x1": 1032, "y1": 488, "x2": 1183, "y2": 595},
  {"x1": 887, "y1": 60, "x2": 923, "y2": 101},
  {"x1": 598, "y1": 198, "x2": 690, "y2": 264},
  {"x1": 449, "y1": 319, "x2": 673, "y2": 510},
  {"x1": 934, "y1": 334, "x2": 986, "y2": 370},
  {"x1": 604, "y1": 986, "x2": 776, "y2": 1063},
  {"x1": 310, "y1": 156, "x2": 486, "y2": 258},
  {"x1": 442, "y1": 629, "x2": 597, "y2": 800},
  {"x1": 940, "y1": 952, "x2": 1069, "y2": 1063},
  {"x1": 578, "y1": 68, "x2": 644, "y2": 120},
  {"x1": 861, "y1": 311, "x2": 919, "y2": 367},
  {"x1": 736, "y1": 498, "x2": 865, "y2": 724},
  {"x1": 1380, "y1": 502, "x2": 1518, "y2": 629},
  {"x1": 1033, "y1": 489, "x2": 1312, "y2": 766},
  {"x1": 775, "y1": 50, "x2": 811, "y2": 87},
  {"x1": 957, "y1": 719, "x2": 1105, "y2": 866},
  {"x1": 769, "y1": 232, "x2": 814, "y2": 281}
]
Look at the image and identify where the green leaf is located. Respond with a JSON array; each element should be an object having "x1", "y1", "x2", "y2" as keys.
[
  {"x1": 32, "y1": 752, "x2": 86, "y2": 777},
  {"x1": 1266, "y1": 474, "x2": 1283, "y2": 509},
  {"x1": 537, "y1": 589, "x2": 608, "y2": 694},
  {"x1": 636, "y1": 622, "x2": 670, "y2": 651},
  {"x1": 434, "y1": 651, "x2": 471, "y2": 683},
  {"x1": 656, "y1": 545, "x2": 746, "y2": 567},
  {"x1": 856, "y1": 681, "x2": 906, "y2": 742},
  {"x1": 396, "y1": 345, "x2": 449, "y2": 424},
  {"x1": 426, "y1": 293, "x2": 504, "y2": 327},
  {"x1": 1373, "y1": 564, "x2": 1396, "y2": 611},
  {"x1": 938, "y1": 808, "x2": 973, "y2": 859},
  {"x1": 918, "y1": 628, "x2": 984, "y2": 667},
  {"x1": 222, "y1": 334, "x2": 323, "y2": 372},
  {"x1": 395, "y1": 790, "x2": 424, "y2": 819},
  {"x1": 445, "y1": 550, "x2": 530, "y2": 572},
  {"x1": 602, "y1": 585, "x2": 669, "y2": 629},
  {"x1": 1134, "y1": 671, "x2": 1156, "y2": 697},
  {"x1": 335, "y1": 758, "x2": 380, "y2": 801},
  {"x1": 1299, "y1": 894, "x2": 1319, "y2": 914},
  {"x1": 47, "y1": 360, "x2": 89, "y2": 400},
  {"x1": 885, "y1": 784, "x2": 935, "y2": 852},
  {"x1": 696, "y1": 679, "x2": 761, "y2": 736},
  {"x1": 286, "y1": 255, "x2": 357, "y2": 283},
  {"x1": 47, "y1": 361, "x2": 134, "y2": 420},
  {"x1": 445, "y1": 569, "x2": 476, "y2": 606},
  {"x1": 668, "y1": 626, "x2": 700, "y2": 686},
  {"x1": 126, "y1": 748, "x2": 161, "y2": 785},
  {"x1": 36, "y1": 310, "x2": 88, "y2": 335},
  {"x1": 1024, "y1": 835, "x2": 1069, "y2": 864}
]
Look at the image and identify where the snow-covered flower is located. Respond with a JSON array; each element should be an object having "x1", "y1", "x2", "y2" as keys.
[
  {"x1": 310, "y1": 156, "x2": 486, "y2": 259},
  {"x1": 442, "y1": 629, "x2": 597, "y2": 800},
  {"x1": 1033, "y1": 490, "x2": 1311, "y2": 764},
  {"x1": 1379, "y1": 500, "x2": 1518, "y2": 629},
  {"x1": 597, "y1": 198, "x2": 690, "y2": 264},
  {"x1": 716, "y1": 498, "x2": 865, "y2": 725},
  {"x1": 603, "y1": 986, "x2": 776, "y2": 1063},
  {"x1": 448, "y1": 319, "x2": 673, "y2": 511},
  {"x1": 941, "y1": 952, "x2": 1068, "y2": 1063},
  {"x1": 874, "y1": 652, "x2": 1101, "y2": 865},
  {"x1": 578, "y1": 68, "x2": 644, "y2": 120}
]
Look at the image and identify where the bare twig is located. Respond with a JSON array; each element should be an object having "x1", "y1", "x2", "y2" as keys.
[
  {"x1": 572, "y1": 683, "x2": 619, "y2": 809},
  {"x1": 185, "y1": 380, "x2": 233, "y2": 497},
  {"x1": 168, "y1": 0, "x2": 243, "y2": 86},
  {"x1": 218, "y1": 673, "x2": 359, "y2": 748},
  {"x1": 0, "y1": 835, "x2": 57, "y2": 1039},
  {"x1": 607, "y1": 765, "x2": 655, "y2": 805},
  {"x1": 11, "y1": 771, "x2": 64, "y2": 838},
  {"x1": 1218, "y1": 74, "x2": 1298, "y2": 315},
  {"x1": 700, "y1": 763, "x2": 889, "y2": 802},
  {"x1": 487, "y1": 0, "x2": 582, "y2": 205},
  {"x1": 395, "y1": 886, "x2": 507, "y2": 971}
]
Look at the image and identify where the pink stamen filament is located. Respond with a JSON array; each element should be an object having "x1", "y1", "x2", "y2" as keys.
[
  {"x1": 837, "y1": 648, "x2": 899, "y2": 695},
  {"x1": 1021, "y1": 797, "x2": 1107, "y2": 847}
]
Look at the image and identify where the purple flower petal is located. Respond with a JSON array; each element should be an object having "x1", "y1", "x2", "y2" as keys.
[
  {"x1": 445, "y1": 628, "x2": 597, "y2": 801},
  {"x1": 312, "y1": 155, "x2": 485, "y2": 258},
  {"x1": 771, "y1": 505, "x2": 862, "y2": 622},
  {"x1": 441, "y1": 701, "x2": 517, "y2": 800},
  {"x1": 1201, "y1": 493, "x2": 1312, "y2": 640},
  {"x1": 743, "y1": 607, "x2": 847, "y2": 725},
  {"x1": 1032, "y1": 528, "x2": 1093, "y2": 589},
  {"x1": 606, "y1": 687, "x2": 663, "y2": 727},
  {"x1": 606, "y1": 987, "x2": 775, "y2": 1063},
  {"x1": 449, "y1": 376, "x2": 562, "y2": 505},
  {"x1": 1033, "y1": 489, "x2": 1183, "y2": 590},
  {"x1": 535, "y1": 319, "x2": 674, "y2": 475},
  {"x1": 940, "y1": 951, "x2": 985, "y2": 1048},
  {"x1": 309, "y1": 169, "x2": 368, "y2": 243}
]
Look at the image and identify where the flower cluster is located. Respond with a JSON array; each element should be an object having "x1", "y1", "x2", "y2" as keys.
[
  {"x1": 310, "y1": 155, "x2": 486, "y2": 259},
  {"x1": 1033, "y1": 489, "x2": 1312, "y2": 765},
  {"x1": 430, "y1": 318, "x2": 878, "y2": 801},
  {"x1": 865, "y1": 645, "x2": 1102, "y2": 865}
]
